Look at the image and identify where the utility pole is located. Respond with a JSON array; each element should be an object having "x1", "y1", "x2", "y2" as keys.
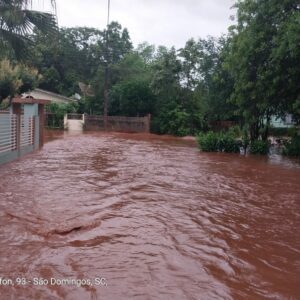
[{"x1": 103, "y1": 0, "x2": 110, "y2": 130}]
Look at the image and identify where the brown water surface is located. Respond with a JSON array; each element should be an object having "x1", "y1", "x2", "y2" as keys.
[{"x1": 0, "y1": 131, "x2": 299, "y2": 299}]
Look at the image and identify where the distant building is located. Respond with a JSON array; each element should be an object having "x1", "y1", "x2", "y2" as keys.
[
  {"x1": 23, "y1": 88, "x2": 76, "y2": 104},
  {"x1": 270, "y1": 114, "x2": 295, "y2": 128}
]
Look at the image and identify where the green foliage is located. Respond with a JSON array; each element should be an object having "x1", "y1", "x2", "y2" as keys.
[
  {"x1": 1, "y1": 1, "x2": 297, "y2": 143},
  {"x1": 45, "y1": 102, "x2": 79, "y2": 128},
  {"x1": 283, "y1": 135, "x2": 300, "y2": 157},
  {"x1": 249, "y1": 140, "x2": 269, "y2": 155},
  {"x1": 269, "y1": 127, "x2": 289, "y2": 137},
  {"x1": 46, "y1": 102, "x2": 79, "y2": 116},
  {"x1": 227, "y1": 0, "x2": 300, "y2": 141},
  {"x1": 157, "y1": 106, "x2": 190, "y2": 137},
  {"x1": 197, "y1": 131, "x2": 219, "y2": 152},
  {"x1": 268, "y1": 127, "x2": 298, "y2": 137},
  {"x1": 241, "y1": 126, "x2": 250, "y2": 152},
  {"x1": 197, "y1": 131, "x2": 241, "y2": 153},
  {"x1": 287, "y1": 127, "x2": 299, "y2": 138},
  {"x1": 24, "y1": 22, "x2": 132, "y2": 98},
  {"x1": 0, "y1": 59, "x2": 39, "y2": 103},
  {"x1": 218, "y1": 133, "x2": 241, "y2": 153},
  {"x1": 0, "y1": 0, "x2": 57, "y2": 60},
  {"x1": 109, "y1": 79, "x2": 155, "y2": 117},
  {"x1": 227, "y1": 125, "x2": 242, "y2": 138},
  {"x1": 136, "y1": 42, "x2": 156, "y2": 64},
  {"x1": 39, "y1": 66, "x2": 61, "y2": 93}
]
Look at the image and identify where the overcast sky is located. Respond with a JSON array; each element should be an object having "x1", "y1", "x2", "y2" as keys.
[{"x1": 40, "y1": 0, "x2": 236, "y2": 49}]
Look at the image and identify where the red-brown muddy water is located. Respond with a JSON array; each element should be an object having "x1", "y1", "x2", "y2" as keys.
[{"x1": 0, "y1": 131, "x2": 299, "y2": 300}]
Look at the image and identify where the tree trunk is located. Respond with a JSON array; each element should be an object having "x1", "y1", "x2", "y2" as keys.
[
  {"x1": 250, "y1": 121, "x2": 259, "y2": 141},
  {"x1": 261, "y1": 114, "x2": 270, "y2": 141}
]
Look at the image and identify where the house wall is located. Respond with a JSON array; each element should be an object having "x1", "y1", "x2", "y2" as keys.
[
  {"x1": 270, "y1": 115, "x2": 295, "y2": 128},
  {"x1": 84, "y1": 115, "x2": 151, "y2": 133}
]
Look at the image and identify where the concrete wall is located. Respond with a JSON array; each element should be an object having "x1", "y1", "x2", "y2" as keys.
[
  {"x1": 84, "y1": 115, "x2": 151, "y2": 133},
  {"x1": 64, "y1": 114, "x2": 84, "y2": 132}
]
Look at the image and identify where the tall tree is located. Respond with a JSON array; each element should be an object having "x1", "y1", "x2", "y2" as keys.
[
  {"x1": 198, "y1": 36, "x2": 237, "y2": 123},
  {"x1": 0, "y1": 0, "x2": 57, "y2": 59},
  {"x1": 109, "y1": 52, "x2": 155, "y2": 117},
  {"x1": 0, "y1": 59, "x2": 39, "y2": 104},
  {"x1": 228, "y1": 0, "x2": 300, "y2": 140}
]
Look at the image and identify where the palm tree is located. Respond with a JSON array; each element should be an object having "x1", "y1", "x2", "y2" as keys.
[{"x1": 0, "y1": 0, "x2": 57, "y2": 59}]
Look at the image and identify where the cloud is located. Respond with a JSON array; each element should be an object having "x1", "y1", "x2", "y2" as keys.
[{"x1": 39, "y1": 0, "x2": 236, "y2": 48}]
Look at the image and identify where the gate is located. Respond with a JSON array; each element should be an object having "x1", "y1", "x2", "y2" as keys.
[
  {"x1": 0, "y1": 114, "x2": 17, "y2": 154},
  {"x1": 0, "y1": 113, "x2": 39, "y2": 165}
]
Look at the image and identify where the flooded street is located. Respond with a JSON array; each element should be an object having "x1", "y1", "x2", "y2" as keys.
[{"x1": 0, "y1": 131, "x2": 299, "y2": 300}]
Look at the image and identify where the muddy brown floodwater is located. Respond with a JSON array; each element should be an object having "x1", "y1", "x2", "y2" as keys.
[{"x1": 0, "y1": 131, "x2": 299, "y2": 300}]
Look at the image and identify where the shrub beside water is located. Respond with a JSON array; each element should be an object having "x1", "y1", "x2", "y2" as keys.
[
  {"x1": 283, "y1": 135, "x2": 300, "y2": 157},
  {"x1": 218, "y1": 133, "x2": 241, "y2": 153},
  {"x1": 269, "y1": 126, "x2": 298, "y2": 137},
  {"x1": 197, "y1": 131, "x2": 219, "y2": 152},
  {"x1": 249, "y1": 140, "x2": 269, "y2": 155},
  {"x1": 197, "y1": 131, "x2": 240, "y2": 153},
  {"x1": 197, "y1": 130, "x2": 300, "y2": 156}
]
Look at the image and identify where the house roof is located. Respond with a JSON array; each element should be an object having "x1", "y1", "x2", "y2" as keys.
[{"x1": 26, "y1": 88, "x2": 76, "y2": 102}]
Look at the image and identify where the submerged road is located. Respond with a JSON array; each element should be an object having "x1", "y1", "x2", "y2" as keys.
[{"x1": 0, "y1": 131, "x2": 299, "y2": 299}]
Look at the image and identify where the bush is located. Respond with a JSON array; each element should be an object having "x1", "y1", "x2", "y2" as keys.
[
  {"x1": 158, "y1": 106, "x2": 191, "y2": 136},
  {"x1": 197, "y1": 131, "x2": 241, "y2": 153},
  {"x1": 227, "y1": 125, "x2": 242, "y2": 138},
  {"x1": 269, "y1": 127, "x2": 298, "y2": 137},
  {"x1": 283, "y1": 135, "x2": 300, "y2": 157},
  {"x1": 0, "y1": 59, "x2": 39, "y2": 104},
  {"x1": 197, "y1": 131, "x2": 219, "y2": 152},
  {"x1": 269, "y1": 127, "x2": 288, "y2": 136},
  {"x1": 218, "y1": 132, "x2": 241, "y2": 153},
  {"x1": 249, "y1": 140, "x2": 269, "y2": 155},
  {"x1": 287, "y1": 127, "x2": 298, "y2": 137},
  {"x1": 45, "y1": 102, "x2": 79, "y2": 129}
]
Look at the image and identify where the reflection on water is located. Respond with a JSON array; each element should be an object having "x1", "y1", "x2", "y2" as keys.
[{"x1": 0, "y1": 131, "x2": 299, "y2": 299}]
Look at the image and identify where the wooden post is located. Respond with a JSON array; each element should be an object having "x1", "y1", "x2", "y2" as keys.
[
  {"x1": 12, "y1": 102, "x2": 21, "y2": 115},
  {"x1": 12, "y1": 103, "x2": 21, "y2": 156},
  {"x1": 38, "y1": 104, "x2": 45, "y2": 147},
  {"x1": 146, "y1": 114, "x2": 151, "y2": 133}
]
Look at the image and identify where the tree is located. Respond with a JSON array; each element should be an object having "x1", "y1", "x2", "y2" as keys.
[
  {"x1": 150, "y1": 47, "x2": 191, "y2": 135},
  {"x1": 0, "y1": 59, "x2": 39, "y2": 104},
  {"x1": 83, "y1": 22, "x2": 133, "y2": 114},
  {"x1": 110, "y1": 79, "x2": 156, "y2": 117},
  {"x1": 178, "y1": 38, "x2": 201, "y2": 90},
  {"x1": 103, "y1": 22, "x2": 133, "y2": 65},
  {"x1": 227, "y1": 0, "x2": 300, "y2": 140},
  {"x1": 136, "y1": 42, "x2": 156, "y2": 64},
  {"x1": 198, "y1": 36, "x2": 237, "y2": 124},
  {"x1": 26, "y1": 27, "x2": 102, "y2": 96},
  {"x1": 151, "y1": 47, "x2": 181, "y2": 103},
  {"x1": 0, "y1": 0, "x2": 57, "y2": 59}
]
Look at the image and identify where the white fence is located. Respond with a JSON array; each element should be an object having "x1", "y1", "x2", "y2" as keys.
[
  {"x1": 21, "y1": 115, "x2": 35, "y2": 147},
  {"x1": 0, "y1": 113, "x2": 39, "y2": 165},
  {"x1": 0, "y1": 114, "x2": 17, "y2": 154}
]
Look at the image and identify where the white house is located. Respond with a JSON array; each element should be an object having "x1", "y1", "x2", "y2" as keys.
[
  {"x1": 270, "y1": 114, "x2": 295, "y2": 128},
  {"x1": 23, "y1": 88, "x2": 76, "y2": 104}
]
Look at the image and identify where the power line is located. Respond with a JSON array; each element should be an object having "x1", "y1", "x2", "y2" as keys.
[{"x1": 103, "y1": 0, "x2": 110, "y2": 129}]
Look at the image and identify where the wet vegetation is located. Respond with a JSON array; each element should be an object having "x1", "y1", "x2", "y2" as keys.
[
  {"x1": 0, "y1": 0, "x2": 299, "y2": 156},
  {"x1": 249, "y1": 140, "x2": 270, "y2": 155},
  {"x1": 197, "y1": 131, "x2": 241, "y2": 153},
  {"x1": 283, "y1": 135, "x2": 300, "y2": 157}
]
